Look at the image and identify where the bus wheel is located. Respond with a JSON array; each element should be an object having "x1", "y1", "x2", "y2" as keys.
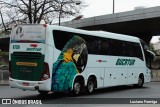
[
  {"x1": 134, "y1": 75, "x2": 144, "y2": 88},
  {"x1": 87, "y1": 78, "x2": 95, "y2": 94},
  {"x1": 38, "y1": 91, "x2": 49, "y2": 95},
  {"x1": 72, "y1": 79, "x2": 82, "y2": 96}
]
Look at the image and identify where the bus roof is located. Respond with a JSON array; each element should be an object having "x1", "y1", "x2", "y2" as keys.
[{"x1": 47, "y1": 24, "x2": 140, "y2": 43}]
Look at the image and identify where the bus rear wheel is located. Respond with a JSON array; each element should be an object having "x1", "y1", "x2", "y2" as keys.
[
  {"x1": 87, "y1": 78, "x2": 95, "y2": 94},
  {"x1": 72, "y1": 79, "x2": 82, "y2": 96}
]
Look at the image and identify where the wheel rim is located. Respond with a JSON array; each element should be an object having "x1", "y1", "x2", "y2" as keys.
[
  {"x1": 138, "y1": 77, "x2": 143, "y2": 86},
  {"x1": 74, "y1": 82, "x2": 81, "y2": 95},
  {"x1": 88, "y1": 81, "x2": 94, "y2": 93}
]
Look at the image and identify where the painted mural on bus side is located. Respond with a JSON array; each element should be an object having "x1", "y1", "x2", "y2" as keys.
[{"x1": 51, "y1": 36, "x2": 88, "y2": 92}]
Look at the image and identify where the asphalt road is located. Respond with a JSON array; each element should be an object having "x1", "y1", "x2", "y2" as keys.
[{"x1": 0, "y1": 82, "x2": 160, "y2": 107}]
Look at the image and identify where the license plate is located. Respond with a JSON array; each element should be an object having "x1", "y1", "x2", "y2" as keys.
[
  {"x1": 16, "y1": 62, "x2": 37, "y2": 67},
  {"x1": 22, "y1": 82, "x2": 29, "y2": 86}
]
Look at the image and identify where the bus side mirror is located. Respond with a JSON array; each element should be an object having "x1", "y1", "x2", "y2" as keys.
[{"x1": 147, "y1": 50, "x2": 156, "y2": 61}]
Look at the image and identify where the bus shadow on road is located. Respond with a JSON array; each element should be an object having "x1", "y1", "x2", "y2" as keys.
[
  {"x1": 92, "y1": 85, "x2": 149, "y2": 95},
  {"x1": 16, "y1": 85, "x2": 149, "y2": 101},
  {"x1": 17, "y1": 92, "x2": 69, "y2": 100}
]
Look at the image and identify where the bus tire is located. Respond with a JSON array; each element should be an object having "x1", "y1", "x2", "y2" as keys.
[
  {"x1": 134, "y1": 74, "x2": 144, "y2": 88},
  {"x1": 87, "y1": 78, "x2": 95, "y2": 94},
  {"x1": 72, "y1": 79, "x2": 82, "y2": 96},
  {"x1": 38, "y1": 90, "x2": 49, "y2": 95}
]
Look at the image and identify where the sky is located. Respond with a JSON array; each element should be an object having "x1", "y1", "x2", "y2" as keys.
[
  {"x1": 82, "y1": 0, "x2": 160, "y2": 18},
  {"x1": 81, "y1": 0, "x2": 160, "y2": 43}
]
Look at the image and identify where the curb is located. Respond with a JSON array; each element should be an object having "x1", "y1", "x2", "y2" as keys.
[
  {"x1": 151, "y1": 80, "x2": 160, "y2": 82},
  {"x1": 0, "y1": 83, "x2": 9, "y2": 86},
  {"x1": 0, "y1": 81, "x2": 9, "y2": 86}
]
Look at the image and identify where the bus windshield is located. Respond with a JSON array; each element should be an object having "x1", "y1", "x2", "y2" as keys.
[{"x1": 11, "y1": 25, "x2": 46, "y2": 43}]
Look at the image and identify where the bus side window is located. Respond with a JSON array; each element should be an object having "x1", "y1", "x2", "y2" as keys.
[
  {"x1": 53, "y1": 30, "x2": 73, "y2": 50},
  {"x1": 99, "y1": 39, "x2": 110, "y2": 55},
  {"x1": 140, "y1": 40, "x2": 151, "y2": 68},
  {"x1": 122, "y1": 41, "x2": 131, "y2": 56},
  {"x1": 110, "y1": 39, "x2": 124, "y2": 56},
  {"x1": 134, "y1": 43, "x2": 144, "y2": 60},
  {"x1": 85, "y1": 37, "x2": 98, "y2": 54}
]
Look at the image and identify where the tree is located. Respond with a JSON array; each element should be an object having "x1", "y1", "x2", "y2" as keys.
[
  {"x1": 55, "y1": 0, "x2": 84, "y2": 25},
  {"x1": 0, "y1": 4, "x2": 7, "y2": 31},
  {"x1": 0, "y1": 0, "x2": 86, "y2": 24}
]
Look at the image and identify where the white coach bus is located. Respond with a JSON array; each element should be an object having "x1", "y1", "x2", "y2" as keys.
[{"x1": 9, "y1": 24, "x2": 155, "y2": 95}]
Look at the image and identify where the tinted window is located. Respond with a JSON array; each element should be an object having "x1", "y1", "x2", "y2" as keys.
[
  {"x1": 53, "y1": 30, "x2": 143, "y2": 60},
  {"x1": 109, "y1": 39, "x2": 124, "y2": 56},
  {"x1": 99, "y1": 40, "x2": 110, "y2": 55},
  {"x1": 53, "y1": 30, "x2": 73, "y2": 50},
  {"x1": 140, "y1": 40, "x2": 150, "y2": 67},
  {"x1": 133, "y1": 43, "x2": 143, "y2": 60},
  {"x1": 53, "y1": 30, "x2": 98, "y2": 54},
  {"x1": 85, "y1": 37, "x2": 98, "y2": 54}
]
